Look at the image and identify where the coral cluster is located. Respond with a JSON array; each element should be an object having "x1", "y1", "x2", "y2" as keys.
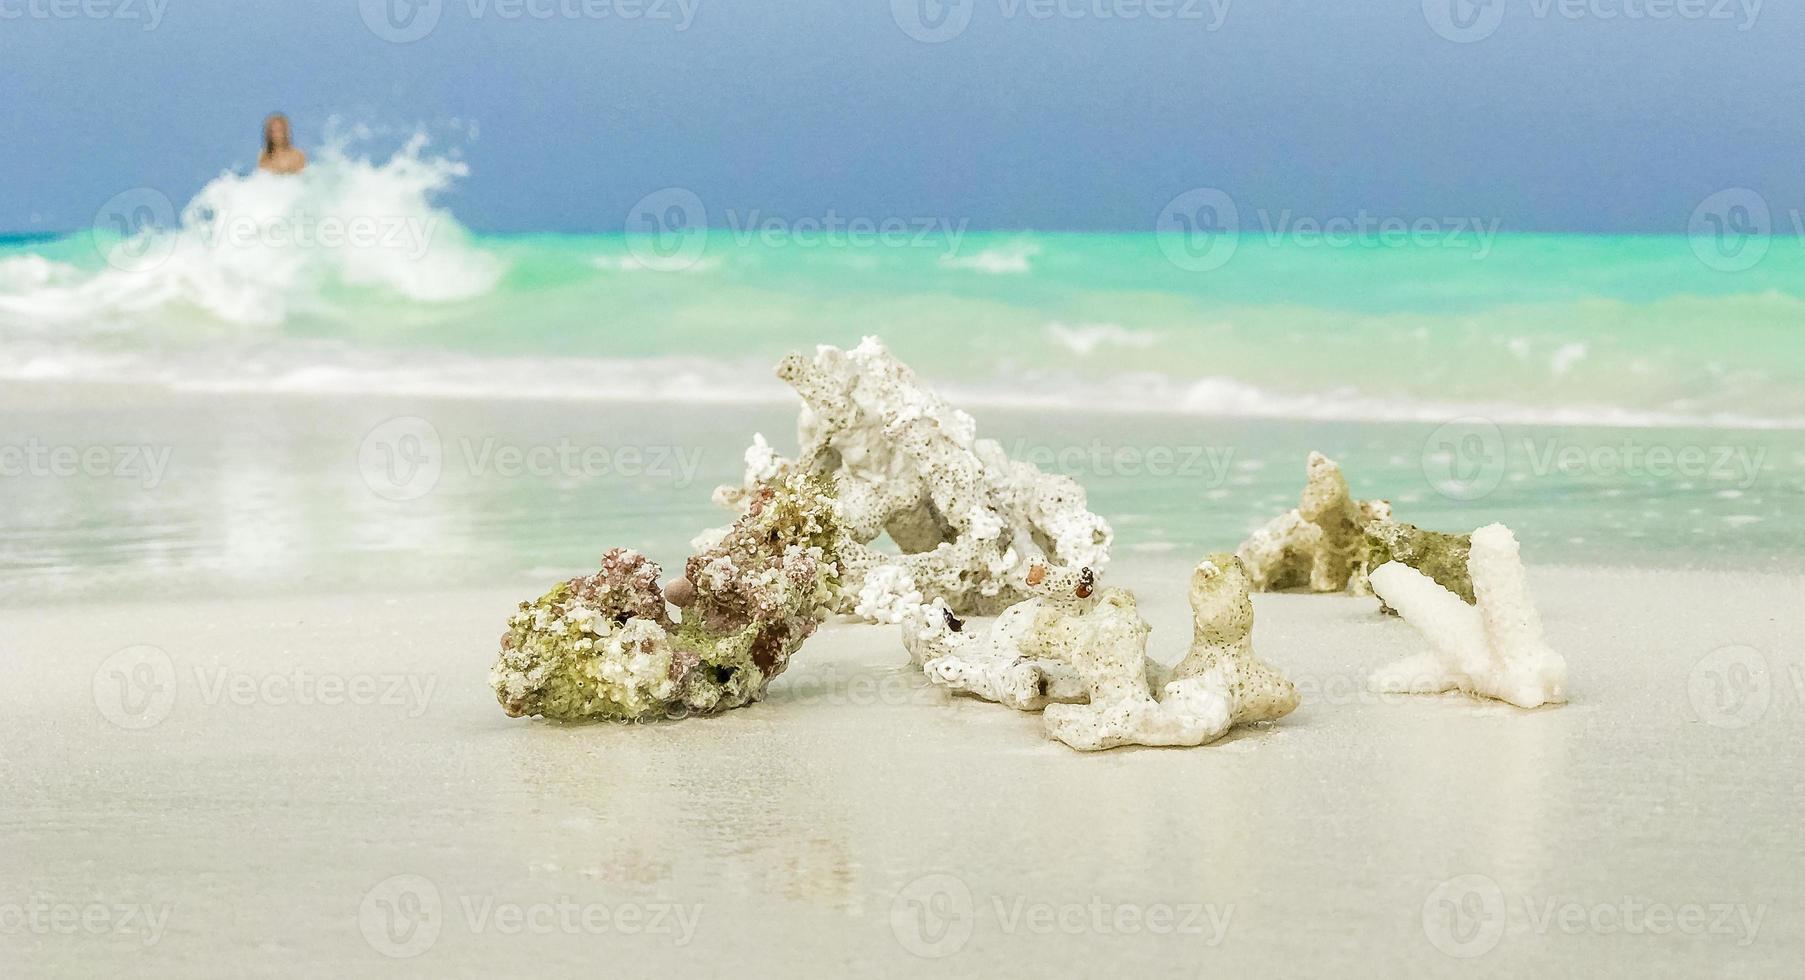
[
  {"x1": 1236, "y1": 451, "x2": 1473, "y2": 608},
  {"x1": 492, "y1": 337, "x2": 1572, "y2": 739},
  {"x1": 906, "y1": 556, "x2": 1298, "y2": 751},
  {"x1": 491, "y1": 474, "x2": 845, "y2": 722},
  {"x1": 1367, "y1": 523, "x2": 1567, "y2": 709},
  {"x1": 708, "y1": 337, "x2": 1113, "y2": 624}
]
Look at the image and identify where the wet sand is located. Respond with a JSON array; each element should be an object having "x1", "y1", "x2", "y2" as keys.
[{"x1": 2, "y1": 562, "x2": 1801, "y2": 977}]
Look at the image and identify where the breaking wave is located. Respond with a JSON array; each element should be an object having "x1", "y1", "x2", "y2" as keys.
[{"x1": 0, "y1": 132, "x2": 502, "y2": 333}]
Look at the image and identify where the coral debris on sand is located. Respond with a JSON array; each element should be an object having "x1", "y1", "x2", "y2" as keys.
[
  {"x1": 1367, "y1": 523, "x2": 1568, "y2": 709},
  {"x1": 491, "y1": 474, "x2": 845, "y2": 722},
  {"x1": 902, "y1": 563, "x2": 1101, "y2": 711},
  {"x1": 1165, "y1": 553, "x2": 1301, "y2": 724},
  {"x1": 906, "y1": 556, "x2": 1298, "y2": 751},
  {"x1": 709, "y1": 336, "x2": 1112, "y2": 624},
  {"x1": 1236, "y1": 451, "x2": 1472, "y2": 609}
]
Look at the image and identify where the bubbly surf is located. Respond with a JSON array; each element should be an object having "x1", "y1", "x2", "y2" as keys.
[
  {"x1": 4, "y1": 146, "x2": 1805, "y2": 429},
  {"x1": 0, "y1": 133, "x2": 501, "y2": 333}
]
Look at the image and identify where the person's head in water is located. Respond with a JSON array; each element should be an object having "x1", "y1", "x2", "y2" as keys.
[
  {"x1": 258, "y1": 113, "x2": 307, "y2": 175},
  {"x1": 263, "y1": 114, "x2": 292, "y2": 154}
]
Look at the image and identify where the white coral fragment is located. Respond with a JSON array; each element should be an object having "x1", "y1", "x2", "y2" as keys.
[
  {"x1": 1367, "y1": 523, "x2": 1568, "y2": 709},
  {"x1": 908, "y1": 557, "x2": 1298, "y2": 751},
  {"x1": 903, "y1": 574, "x2": 1092, "y2": 711},
  {"x1": 1040, "y1": 590, "x2": 1236, "y2": 751},
  {"x1": 1169, "y1": 555, "x2": 1301, "y2": 724},
  {"x1": 852, "y1": 564, "x2": 924, "y2": 625},
  {"x1": 710, "y1": 336, "x2": 1112, "y2": 623}
]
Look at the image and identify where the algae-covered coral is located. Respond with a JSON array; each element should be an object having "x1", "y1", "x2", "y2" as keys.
[
  {"x1": 707, "y1": 337, "x2": 1112, "y2": 624},
  {"x1": 1236, "y1": 451, "x2": 1473, "y2": 609},
  {"x1": 906, "y1": 555, "x2": 1298, "y2": 751},
  {"x1": 490, "y1": 474, "x2": 845, "y2": 722},
  {"x1": 1361, "y1": 518, "x2": 1474, "y2": 612}
]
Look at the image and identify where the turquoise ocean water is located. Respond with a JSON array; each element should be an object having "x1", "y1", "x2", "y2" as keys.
[{"x1": 1, "y1": 151, "x2": 1801, "y2": 601}]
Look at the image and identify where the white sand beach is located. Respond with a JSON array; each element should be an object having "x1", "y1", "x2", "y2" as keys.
[{"x1": 5, "y1": 561, "x2": 1800, "y2": 977}]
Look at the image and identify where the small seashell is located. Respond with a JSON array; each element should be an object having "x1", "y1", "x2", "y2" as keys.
[{"x1": 663, "y1": 577, "x2": 697, "y2": 607}]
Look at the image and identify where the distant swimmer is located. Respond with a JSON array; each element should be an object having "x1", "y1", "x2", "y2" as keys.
[{"x1": 258, "y1": 113, "x2": 307, "y2": 175}]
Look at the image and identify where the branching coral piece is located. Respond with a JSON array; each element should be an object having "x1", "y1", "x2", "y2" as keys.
[
  {"x1": 1040, "y1": 588, "x2": 1234, "y2": 751},
  {"x1": 710, "y1": 337, "x2": 1112, "y2": 623},
  {"x1": 903, "y1": 565, "x2": 1098, "y2": 711},
  {"x1": 1168, "y1": 553, "x2": 1300, "y2": 723},
  {"x1": 1237, "y1": 452, "x2": 1473, "y2": 612},
  {"x1": 907, "y1": 556, "x2": 1298, "y2": 751},
  {"x1": 1367, "y1": 523, "x2": 1567, "y2": 709},
  {"x1": 491, "y1": 474, "x2": 844, "y2": 721}
]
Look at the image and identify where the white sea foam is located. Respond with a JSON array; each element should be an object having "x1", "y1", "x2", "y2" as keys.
[
  {"x1": 0, "y1": 134, "x2": 502, "y2": 331},
  {"x1": 1046, "y1": 322, "x2": 1159, "y2": 355},
  {"x1": 590, "y1": 254, "x2": 720, "y2": 273},
  {"x1": 0, "y1": 254, "x2": 76, "y2": 291},
  {"x1": 1550, "y1": 341, "x2": 1588, "y2": 376},
  {"x1": 4, "y1": 343, "x2": 1799, "y2": 431},
  {"x1": 939, "y1": 240, "x2": 1038, "y2": 274}
]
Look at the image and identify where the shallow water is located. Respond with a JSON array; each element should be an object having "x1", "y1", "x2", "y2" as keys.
[
  {"x1": 3, "y1": 391, "x2": 1800, "y2": 606},
  {"x1": 2, "y1": 146, "x2": 1802, "y2": 603}
]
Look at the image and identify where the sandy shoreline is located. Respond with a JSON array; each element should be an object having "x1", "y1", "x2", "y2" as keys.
[{"x1": 4, "y1": 560, "x2": 1801, "y2": 976}]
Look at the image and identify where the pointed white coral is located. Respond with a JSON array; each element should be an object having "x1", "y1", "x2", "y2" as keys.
[{"x1": 1367, "y1": 523, "x2": 1567, "y2": 709}]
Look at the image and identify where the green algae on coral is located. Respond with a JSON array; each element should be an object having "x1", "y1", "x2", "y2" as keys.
[
  {"x1": 1236, "y1": 451, "x2": 1476, "y2": 613},
  {"x1": 1236, "y1": 452, "x2": 1391, "y2": 594},
  {"x1": 490, "y1": 474, "x2": 845, "y2": 722},
  {"x1": 1361, "y1": 519, "x2": 1474, "y2": 614}
]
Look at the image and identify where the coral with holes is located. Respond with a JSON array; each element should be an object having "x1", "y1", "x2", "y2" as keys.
[
  {"x1": 707, "y1": 337, "x2": 1112, "y2": 624},
  {"x1": 1367, "y1": 523, "x2": 1567, "y2": 709},
  {"x1": 906, "y1": 556, "x2": 1298, "y2": 751},
  {"x1": 1165, "y1": 553, "x2": 1301, "y2": 722},
  {"x1": 902, "y1": 564, "x2": 1103, "y2": 711},
  {"x1": 490, "y1": 474, "x2": 845, "y2": 722}
]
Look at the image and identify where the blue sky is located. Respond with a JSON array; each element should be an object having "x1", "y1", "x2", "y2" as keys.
[{"x1": 1, "y1": 0, "x2": 1798, "y2": 233}]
